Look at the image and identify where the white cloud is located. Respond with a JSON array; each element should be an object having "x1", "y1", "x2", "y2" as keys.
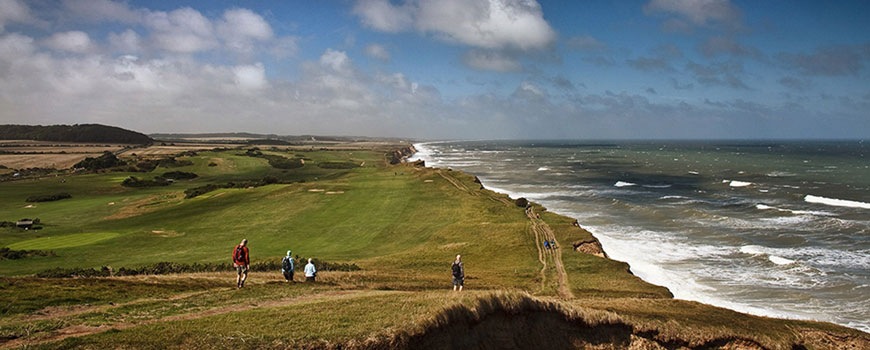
[
  {"x1": 108, "y1": 29, "x2": 141, "y2": 53},
  {"x1": 364, "y1": 43, "x2": 391, "y2": 61},
  {"x1": 43, "y1": 31, "x2": 94, "y2": 53},
  {"x1": 233, "y1": 63, "x2": 268, "y2": 90},
  {"x1": 270, "y1": 36, "x2": 300, "y2": 59},
  {"x1": 0, "y1": 0, "x2": 36, "y2": 31},
  {"x1": 353, "y1": 0, "x2": 414, "y2": 32},
  {"x1": 216, "y1": 9, "x2": 274, "y2": 54},
  {"x1": 353, "y1": 0, "x2": 556, "y2": 50},
  {"x1": 462, "y1": 50, "x2": 521, "y2": 72},
  {"x1": 319, "y1": 49, "x2": 352, "y2": 73},
  {"x1": 644, "y1": 0, "x2": 741, "y2": 28},
  {"x1": 143, "y1": 7, "x2": 217, "y2": 53}
]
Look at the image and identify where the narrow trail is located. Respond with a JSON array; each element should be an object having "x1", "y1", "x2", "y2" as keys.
[
  {"x1": 527, "y1": 208, "x2": 574, "y2": 299},
  {"x1": 436, "y1": 170, "x2": 477, "y2": 196},
  {"x1": 1, "y1": 290, "x2": 377, "y2": 349}
]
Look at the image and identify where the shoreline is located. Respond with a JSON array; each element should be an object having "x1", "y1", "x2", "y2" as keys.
[{"x1": 407, "y1": 141, "x2": 866, "y2": 333}]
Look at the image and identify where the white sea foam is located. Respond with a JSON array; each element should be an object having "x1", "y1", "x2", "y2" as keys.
[
  {"x1": 730, "y1": 180, "x2": 753, "y2": 187},
  {"x1": 537, "y1": 167, "x2": 550, "y2": 171},
  {"x1": 767, "y1": 171, "x2": 796, "y2": 177},
  {"x1": 805, "y1": 195, "x2": 870, "y2": 209},
  {"x1": 614, "y1": 181, "x2": 636, "y2": 187},
  {"x1": 688, "y1": 171, "x2": 700, "y2": 175},
  {"x1": 755, "y1": 204, "x2": 835, "y2": 216},
  {"x1": 769, "y1": 255, "x2": 797, "y2": 265},
  {"x1": 661, "y1": 195, "x2": 689, "y2": 200},
  {"x1": 643, "y1": 184, "x2": 672, "y2": 188}
]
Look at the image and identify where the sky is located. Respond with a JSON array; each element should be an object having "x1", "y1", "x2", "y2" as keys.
[{"x1": 0, "y1": 0, "x2": 868, "y2": 139}]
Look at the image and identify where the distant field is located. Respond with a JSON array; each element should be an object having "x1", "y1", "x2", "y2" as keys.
[
  {"x1": 0, "y1": 141, "x2": 132, "y2": 169},
  {"x1": 118, "y1": 144, "x2": 243, "y2": 157},
  {"x1": 0, "y1": 153, "x2": 101, "y2": 169}
]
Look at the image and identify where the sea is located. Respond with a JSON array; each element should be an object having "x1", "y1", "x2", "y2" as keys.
[{"x1": 409, "y1": 140, "x2": 869, "y2": 332}]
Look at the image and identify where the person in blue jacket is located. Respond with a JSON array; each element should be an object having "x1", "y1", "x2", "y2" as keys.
[{"x1": 281, "y1": 250, "x2": 295, "y2": 283}]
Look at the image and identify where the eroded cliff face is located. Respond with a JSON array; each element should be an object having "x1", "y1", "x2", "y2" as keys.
[
  {"x1": 574, "y1": 239, "x2": 607, "y2": 258},
  {"x1": 337, "y1": 293, "x2": 869, "y2": 350},
  {"x1": 389, "y1": 145, "x2": 416, "y2": 164}
]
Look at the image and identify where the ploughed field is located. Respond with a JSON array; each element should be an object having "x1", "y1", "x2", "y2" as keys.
[{"x1": 0, "y1": 145, "x2": 866, "y2": 349}]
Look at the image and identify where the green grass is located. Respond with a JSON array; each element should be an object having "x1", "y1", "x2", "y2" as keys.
[
  {"x1": 7, "y1": 232, "x2": 120, "y2": 250},
  {"x1": 0, "y1": 144, "x2": 865, "y2": 349}
]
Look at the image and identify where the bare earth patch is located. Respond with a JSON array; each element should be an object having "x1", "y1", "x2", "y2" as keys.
[{"x1": 104, "y1": 193, "x2": 184, "y2": 220}]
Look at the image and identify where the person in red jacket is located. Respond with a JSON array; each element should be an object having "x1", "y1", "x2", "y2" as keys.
[{"x1": 233, "y1": 239, "x2": 250, "y2": 288}]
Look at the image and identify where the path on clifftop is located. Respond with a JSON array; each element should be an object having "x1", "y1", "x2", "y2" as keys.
[{"x1": 527, "y1": 208, "x2": 574, "y2": 299}]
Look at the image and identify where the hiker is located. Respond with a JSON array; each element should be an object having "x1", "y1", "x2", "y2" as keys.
[
  {"x1": 304, "y1": 258, "x2": 317, "y2": 282},
  {"x1": 233, "y1": 239, "x2": 250, "y2": 288},
  {"x1": 551, "y1": 240, "x2": 557, "y2": 249},
  {"x1": 452, "y1": 255, "x2": 464, "y2": 292},
  {"x1": 281, "y1": 250, "x2": 295, "y2": 283},
  {"x1": 544, "y1": 240, "x2": 551, "y2": 249}
]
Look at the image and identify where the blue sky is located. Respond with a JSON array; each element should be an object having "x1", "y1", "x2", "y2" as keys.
[{"x1": 0, "y1": 0, "x2": 868, "y2": 139}]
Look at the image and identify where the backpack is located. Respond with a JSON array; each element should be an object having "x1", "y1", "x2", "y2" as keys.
[
  {"x1": 282, "y1": 257, "x2": 292, "y2": 271},
  {"x1": 234, "y1": 246, "x2": 245, "y2": 263},
  {"x1": 452, "y1": 262, "x2": 462, "y2": 278}
]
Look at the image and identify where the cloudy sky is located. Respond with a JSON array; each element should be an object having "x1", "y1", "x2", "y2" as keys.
[{"x1": 0, "y1": 0, "x2": 868, "y2": 139}]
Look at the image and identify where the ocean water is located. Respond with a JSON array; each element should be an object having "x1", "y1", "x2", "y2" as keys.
[{"x1": 409, "y1": 140, "x2": 869, "y2": 332}]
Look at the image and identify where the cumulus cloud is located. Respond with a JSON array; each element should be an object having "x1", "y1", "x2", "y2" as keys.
[
  {"x1": 216, "y1": 9, "x2": 274, "y2": 54},
  {"x1": 777, "y1": 44, "x2": 870, "y2": 76},
  {"x1": 565, "y1": 35, "x2": 607, "y2": 51},
  {"x1": 364, "y1": 43, "x2": 391, "y2": 61},
  {"x1": 627, "y1": 56, "x2": 675, "y2": 73},
  {"x1": 644, "y1": 0, "x2": 742, "y2": 28},
  {"x1": 0, "y1": 0, "x2": 38, "y2": 31},
  {"x1": 698, "y1": 36, "x2": 761, "y2": 58},
  {"x1": 462, "y1": 50, "x2": 522, "y2": 72},
  {"x1": 353, "y1": 0, "x2": 556, "y2": 51},
  {"x1": 43, "y1": 31, "x2": 94, "y2": 53},
  {"x1": 108, "y1": 29, "x2": 141, "y2": 53},
  {"x1": 142, "y1": 7, "x2": 217, "y2": 53},
  {"x1": 686, "y1": 60, "x2": 748, "y2": 89}
]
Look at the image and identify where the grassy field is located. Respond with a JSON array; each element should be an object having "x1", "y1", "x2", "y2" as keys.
[{"x1": 0, "y1": 144, "x2": 866, "y2": 349}]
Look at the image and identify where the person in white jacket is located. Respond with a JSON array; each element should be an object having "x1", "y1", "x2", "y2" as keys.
[{"x1": 304, "y1": 258, "x2": 317, "y2": 282}]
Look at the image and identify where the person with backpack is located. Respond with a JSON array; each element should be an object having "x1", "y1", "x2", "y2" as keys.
[
  {"x1": 452, "y1": 255, "x2": 464, "y2": 292},
  {"x1": 544, "y1": 240, "x2": 551, "y2": 249},
  {"x1": 281, "y1": 250, "x2": 295, "y2": 283},
  {"x1": 304, "y1": 258, "x2": 317, "y2": 282},
  {"x1": 233, "y1": 239, "x2": 250, "y2": 288}
]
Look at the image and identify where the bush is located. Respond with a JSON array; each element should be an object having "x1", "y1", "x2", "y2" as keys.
[
  {"x1": 121, "y1": 176, "x2": 169, "y2": 187},
  {"x1": 0, "y1": 247, "x2": 55, "y2": 260},
  {"x1": 73, "y1": 151, "x2": 124, "y2": 170},
  {"x1": 25, "y1": 193, "x2": 71, "y2": 202},
  {"x1": 157, "y1": 157, "x2": 193, "y2": 168},
  {"x1": 162, "y1": 171, "x2": 198, "y2": 180},
  {"x1": 264, "y1": 155, "x2": 303, "y2": 169},
  {"x1": 184, "y1": 184, "x2": 221, "y2": 198},
  {"x1": 208, "y1": 162, "x2": 218, "y2": 167},
  {"x1": 35, "y1": 259, "x2": 360, "y2": 278},
  {"x1": 317, "y1": 161, "x2": 358, "y2": 169},
  {"x1": 515, "y1": 197, "x2": 529, "y2": 207}
]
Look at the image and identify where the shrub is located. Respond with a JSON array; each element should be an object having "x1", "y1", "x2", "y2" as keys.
[
  {"x1": 0, "y1": 247, "x2": 55, "y2": 260},
  {"x1": 317, "y1": 161, "x2": 358, "y2": 169},
  {"x1": 208, "y1": 162, "x2": 218, "y2": 167},
  {"x1": 515, "y1": 197, "x2": 529, "y2": 207},
  {"x1": 184, "y1": 184, "x2": 221, "y2": 198},
  {"x1": 25, "y1": 193, "x2": 71, "y2": 202},
  {"x1": 121, "y1": 176, "x2": 169, "y2": 187},
  {"x1": 157, "y1": 157, "x2": 193, "y2": 168},
  {"x1": 35, "y1": 259, "x2": 360, "y2": 278},
  {"x1": 162, "y1": 171, "x2": 198, "y2": 180},
  {"x1": 73, "y1": 151, "x2": 124, "y2": 170},
  {"x1": 264, "y1": 155, "x2": 303, "y2": 169}
]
